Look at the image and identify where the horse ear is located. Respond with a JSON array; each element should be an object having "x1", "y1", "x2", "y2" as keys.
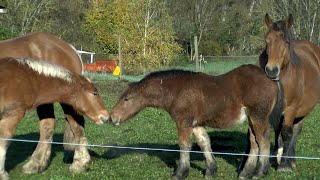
[
  {"x1": 285, "y1": 14, "x2": 293, "y2": 28},
  {"x1": 77, "y1": 75, "x2": 91, "y2": 86},
  {"x1": 85, "y1": 77, "x2": 92, "y2": 83},
  {"x1": 265, "y1": 13, "x2": 273, "y2": 28}
]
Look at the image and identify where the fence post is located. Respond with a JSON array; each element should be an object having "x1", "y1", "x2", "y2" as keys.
[
  {"x1": 118, "y1": 34, "x2": 122, "y2": 79},
  {"x1": 194, "y1": 36, "x2": 199, "y2": 71}
]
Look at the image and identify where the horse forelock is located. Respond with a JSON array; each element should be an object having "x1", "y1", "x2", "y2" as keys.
[
  {"x1": 271, "y1": 20, "x2": 292, "y2": 43},
  {"x1": 15, "y1": 58, "x2": 74, "y2": 83}
]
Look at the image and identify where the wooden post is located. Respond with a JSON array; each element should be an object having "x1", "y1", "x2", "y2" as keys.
[
  {"x1": 194, "y1": 36, "x2": 199, "y2": 71},
  {"x1": 118, "y1": 34, "x2": 122, "y2": 79}
]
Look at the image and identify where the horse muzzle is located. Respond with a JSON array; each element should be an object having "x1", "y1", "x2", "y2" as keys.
[
  {"x1": 110, "y1": 115, "x2": 121, "y2": 126},
  {"x1": 96, "y1": 115, "x2": 110, "y2": 125},
  {"x1": 265, "y1": 66, "x2": 280, "y2": 81}
]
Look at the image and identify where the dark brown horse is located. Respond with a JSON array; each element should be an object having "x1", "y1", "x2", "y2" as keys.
[
  {"x1": 0, "y1": 57, "x2": 109, "y2": 180},
  {"x1": 258, "y1": 14, "x2": 320, "y2": 172},
  {"x1": 110, "y1": 65, "x2": 283, "y2": 179},
  {"x1": 0, "y1": 32, "x2": 90, "y2": 174}
]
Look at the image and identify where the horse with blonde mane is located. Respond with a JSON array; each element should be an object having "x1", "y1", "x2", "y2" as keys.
[
  {"x1": 0, "y1": 32, "x2": 90, "y2": 174},
  {"x1": 0, "y1": 57, "x2": 109, "y2": 180}
]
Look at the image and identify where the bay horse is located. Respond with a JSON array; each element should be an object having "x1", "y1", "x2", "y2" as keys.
[
  {"x1": 110, "y1": 65, "x2": 283, "y2": 179},
  {"x1": 0, "y1": 32, "x2": 89, "y2": 174},
  {"x1": 0, "y1": 57, "x2": 109, "y2": 180},
  {"x1": 258, "y1": 14, "x2": 320, "y2": 172}
]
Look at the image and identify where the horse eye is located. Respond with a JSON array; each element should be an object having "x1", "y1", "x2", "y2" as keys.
[
  {"x1": 92, "y1": 92, "x2": 98, "y2": 96},
  {"x1": 124, "y1": 97, "x2": 129, "y2": 101}
]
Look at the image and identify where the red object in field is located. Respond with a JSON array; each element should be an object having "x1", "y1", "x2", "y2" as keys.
[{"x1": 83, "y1": 60, "x2": 117, "y2": 73}]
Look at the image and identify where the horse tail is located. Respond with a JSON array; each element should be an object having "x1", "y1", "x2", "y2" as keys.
[
  {"x1": 269, "y1": 80, "x2": 284, "y2": 128},
  {"x1": 69, "y1": 44, "x2": 84, "y2": 75}
]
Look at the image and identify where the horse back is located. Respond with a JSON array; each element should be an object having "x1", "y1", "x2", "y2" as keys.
[{"x1": 0, "y1": 32, "x2": 82, "y2": 74}]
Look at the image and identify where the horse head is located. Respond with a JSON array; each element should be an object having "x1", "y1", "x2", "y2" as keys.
[
  {"x1": 73, "y1": 75, "x2": 110, "y2": 124},
  {"x1": 264, "y1": 13, "x2": 294, "y2": 80}
]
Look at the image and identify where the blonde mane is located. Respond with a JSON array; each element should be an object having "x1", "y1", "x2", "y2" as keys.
[{"x1": 15, "y1": 58, "x2": 74, "y2": 83}]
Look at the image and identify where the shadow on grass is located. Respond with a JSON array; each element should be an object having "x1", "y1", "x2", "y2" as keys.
[
  {"x1": 6, "y1": 130, "x2": 259, "y2": 177},
  {"x1": 5, "y1": 133, "x2": 100, "y2": 172},
  {"x1": 101, "y1": 130, "x2": 248, "y2": 175}
]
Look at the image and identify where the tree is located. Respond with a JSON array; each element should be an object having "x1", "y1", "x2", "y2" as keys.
[
  {"x1": 83, "y1": 0, "x2": 181, "y2": 74},
  {"x1": 267, "y1": 0, "x2": 320, "y2": 44},
  {"x1": 0, "y1": 0, "x2": 53, "y2": 36},
  {"x1": 167, "y1": 0, "x2": 224, "y2": 56}
]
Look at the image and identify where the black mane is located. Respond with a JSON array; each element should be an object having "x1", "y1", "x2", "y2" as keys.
[{"x1": 130, "y1": 69, "x2": 199, "y2": 87}]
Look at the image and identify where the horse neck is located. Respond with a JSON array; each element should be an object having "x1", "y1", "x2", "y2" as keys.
[
  {"x1": 34, "y1": 76, "x2": 76, "y2": 106},
  {"x1": 142, "y1": 81, "x2": 174, "y2": 110}
]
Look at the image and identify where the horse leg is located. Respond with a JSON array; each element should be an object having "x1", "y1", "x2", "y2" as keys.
[
  {"x1": 0, "y1": 110, "x2": 25, "y2": 180},
  {"x1": 238, "y1": 126, "x2": 259, "y2": 179},
  {"x1": 60, "y1": 103, "x2": 90, "y2": 173},
  {"x1": 287, "y1": 117, "x2": 304, "y2": 169},
  {"x1": 172, "y1": 121, "x2": 192, "y2": 180},
  {"x1": 193, "y1": 126, "x2": 217, "y2": 179},
  {"x1": 252, "y1": 121, "x2": 270, "y2": 178},
  {"x1": 272, "y1": 116, "x2": 284, "y2": 165},
  {"x1": 23, "y1": 104, "x2": 55, "y2": 174},
  {"x1": 277, "y1": 112, "x2": 296, "y2": 172}
]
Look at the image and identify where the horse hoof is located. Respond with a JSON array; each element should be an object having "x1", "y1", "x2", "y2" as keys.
[
  {"x1": 204, "y1": 162, "x2": 217, "y2": 179},
  {"x1": 22, "y1": 160, "x2": 46, "y2": 174},
  {"x1": 238, "y1": 175, "x2": 247, "y2": 180},
  {"x1": 252, "y1": 172, "x2": 267, "y2": 179},
  {"x1": 0, "y1": 171, "x2": 9, "y2": 180},
  {"x1": 205, "y1": 175, "x2": 214, "y2": 179},
  {"x1": 238, "y1": 171, "x2": 254, "y2": 180},
  {"x1": 171, "y1": 175, "x2": 185, "y2": 180},
  {"x1": 204, "y1": 168, "x2": 216, "y2": 179},
  {"x1": 69, "y1": 163, "x2": 90, "y2": 173},
  {"x1": 277, "y1": 163, "x2": 293, "y2": 172}
]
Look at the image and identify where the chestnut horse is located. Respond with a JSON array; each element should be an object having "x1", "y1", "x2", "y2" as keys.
[
  {"x1": 0, "y1": 57, "x2": 109, "y2": 180},
  {"x1": 110, "y1": 65, "x2": 283, "y2": 179},
  {"x1": 0, "y1": 32, "x2": 89, "y2": 174},
  {"x1": 258, "y1": 14, "x2": 320, "y2": 172}
]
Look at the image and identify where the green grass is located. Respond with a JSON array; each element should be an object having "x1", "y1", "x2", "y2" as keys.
[{"x1": 6, "y1": 59, "x2": 320, "y2": 179}]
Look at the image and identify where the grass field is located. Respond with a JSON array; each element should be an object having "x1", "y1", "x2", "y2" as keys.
[{"x1": 6, "y1": 59, "x2": 320, "y2": 179}]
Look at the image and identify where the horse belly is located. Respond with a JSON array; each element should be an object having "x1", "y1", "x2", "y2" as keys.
[{"x1": 205, "y1": 106, "x2": 247, "y2": 129}]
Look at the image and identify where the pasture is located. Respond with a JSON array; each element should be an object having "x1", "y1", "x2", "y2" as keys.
[{"x1": 6, "y1": 59, "x2": 320, "y2": 179}]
